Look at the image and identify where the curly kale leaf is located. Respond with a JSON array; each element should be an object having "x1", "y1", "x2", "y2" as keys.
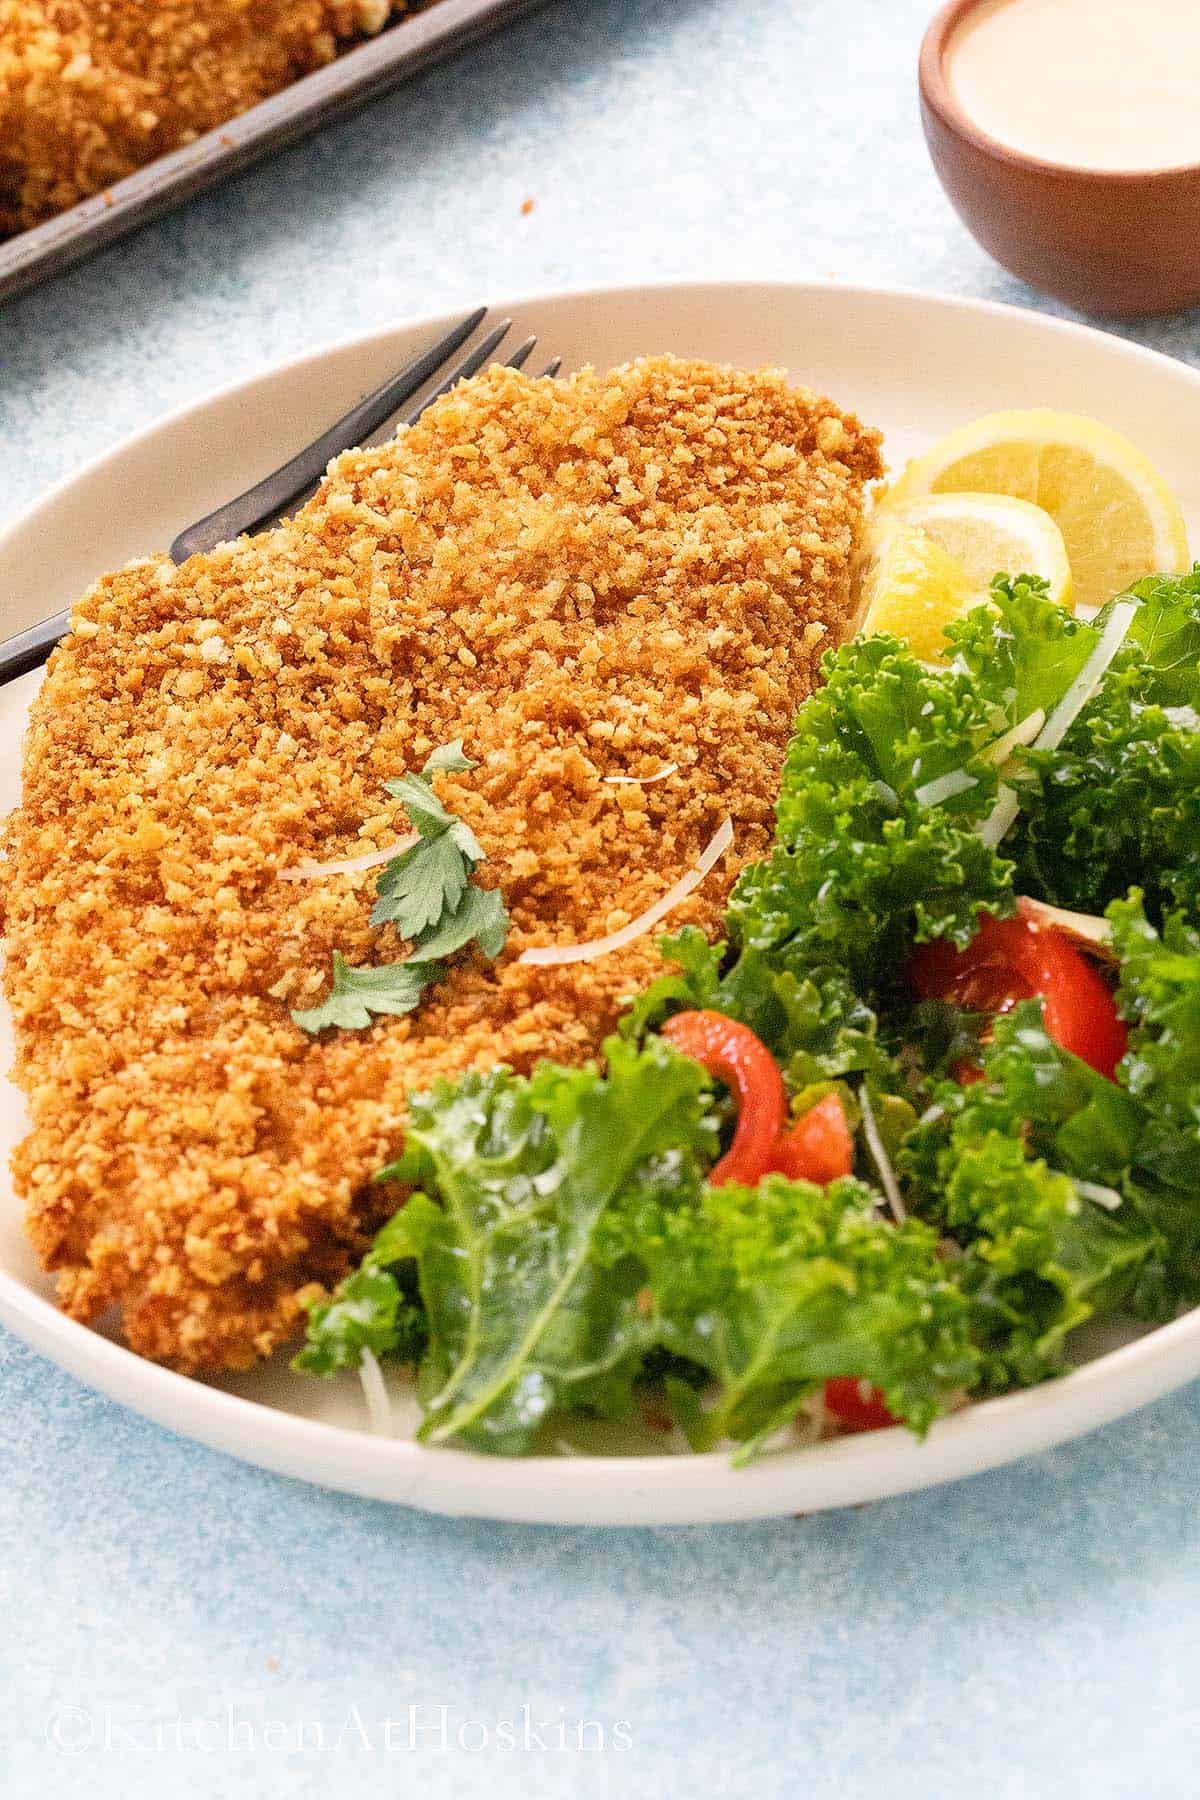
[
  {"x1": 1011, "y1": 673, "x2": 1200, "y2": 920},
  {"x1": 724, "y1": 632, "x2": 1018, "y2": 988},
  {"x1": 1006, "y1": 570, "x2": 1200, "y2": 919},
  {"x1": 623, "y1": 926, "x2": 892, "y2": 1090},
  {"x1": 945, "y1": 571, "x2": 1103, "y2": 723},
  {"x1": 938, "y1": 1129, "x2": 1152, "y2": 1389},
  {"x1": 1118, "y1": 566, "x2": 1200, "y2": 706},
  {"x1": 293, "y1": 1215, "x2": 428, "y2": 1376},
  {"x1": 1110, "y1": 895, "x2": 1200, "y2": 1218},
  {"x1": 902, "y1": 999, "x2": 1179, "y2": 1359},
  {"x1": 601, "y1": 1173, "x2": 977, "y2": 1455},
  {"x1": 394, "y1": 1035, "x2": 718, "y2": 1454}
]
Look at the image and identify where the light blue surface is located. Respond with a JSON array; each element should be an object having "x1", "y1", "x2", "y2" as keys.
[{"x1": 3, "y1": 0, "x2": 1199, "y2": 1792}]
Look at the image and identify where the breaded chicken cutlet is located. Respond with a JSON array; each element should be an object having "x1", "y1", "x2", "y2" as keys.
[
  {"x1": 0, "y1": 1, "x2": 403, "y2": 236},
  {"x1": 1, "y1": 355, "x2": 882, "y2": 1372}
]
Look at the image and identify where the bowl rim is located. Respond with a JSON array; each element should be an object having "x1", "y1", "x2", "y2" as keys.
[{"x1": 919, "y1": 0, "x2": 1200, "y2": 185}]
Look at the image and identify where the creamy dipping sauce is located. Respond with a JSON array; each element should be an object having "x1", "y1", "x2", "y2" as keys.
[{"x1": 948, "y1": 0, "x2": 1200, "y2": 173}]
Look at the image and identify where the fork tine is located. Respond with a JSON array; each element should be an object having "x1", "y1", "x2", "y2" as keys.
[
  {"x1": 167, "y1": 305, "x2": 488, "y2": 564},
  {"x1": 540, "y1": 356, "x2": 562, "y2": 378},
  {"x1": 402, "y1": 319, "x2": 513, "y2": 426},
  {"x1": 504, "y1": 335, "x2": 538, "y2": 371}
]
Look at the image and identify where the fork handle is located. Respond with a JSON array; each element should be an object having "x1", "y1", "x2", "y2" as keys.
[
  {"x1": 168, "y1": 305, "x2": 487, "y2": 564},
  {"x1": 0, "y1": 609, "x2": 71, "y2": 682}
]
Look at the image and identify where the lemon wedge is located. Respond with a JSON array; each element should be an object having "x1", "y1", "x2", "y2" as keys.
[
  {"x1": 884, "y1": 492, "x2": 1072, "y2": 610},
  {"x1": 887, "y1": 409, "x2": 1189, "y2": 612},
  {"x1": 859, "y1": 520, "x2": 980, "y2": 662},
  {"x1": 859, "y1": 492, "x2": 1071, "y2": 660}
]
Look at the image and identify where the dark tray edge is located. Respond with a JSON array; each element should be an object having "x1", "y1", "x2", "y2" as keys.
[{"x1": 0, "y1": 0, "x2": 549, "y2": 307}]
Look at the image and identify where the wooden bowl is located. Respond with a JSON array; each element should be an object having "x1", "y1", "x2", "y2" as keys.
[{"x1": 919, "y1": 0, "x2": 1200, "y2": 318}]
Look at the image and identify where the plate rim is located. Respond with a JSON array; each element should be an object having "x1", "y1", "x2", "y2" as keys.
[
  {"x1": 8, "y1": 271, "x2": 1200, "y2": 568},
  {"x1": 4, "y1": 275, "x2": 1200, "y2": 1525}
]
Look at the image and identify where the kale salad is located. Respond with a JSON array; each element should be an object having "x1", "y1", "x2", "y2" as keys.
[{"x1": 296, "y1": 569, "x2": 1200, "y2": 1462}]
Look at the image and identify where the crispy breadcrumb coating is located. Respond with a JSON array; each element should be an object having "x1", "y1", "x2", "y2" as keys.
[
  {"x1": 1, "y1": 355, "x2": 882, "y2": 1371},
  {"x1": 0, "y1": 0, "x2": 401, "y2": 236}
]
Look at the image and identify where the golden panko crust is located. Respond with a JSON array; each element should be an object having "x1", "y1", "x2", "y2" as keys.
[
  {"x1": 1, "y1": 354, "x2": 883, "y2": 1371},
  {"x1": 0, "y1": 0, "x2": 401, "y2": 236}
]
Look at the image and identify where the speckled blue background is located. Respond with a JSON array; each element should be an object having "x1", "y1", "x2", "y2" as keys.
[{"x1": 4, "y1": 0, "x2": 1200, "y2": 1792}]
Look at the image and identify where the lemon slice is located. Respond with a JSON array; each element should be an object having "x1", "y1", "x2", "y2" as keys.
[
  {"x1": 884, "y1": 493, "x2": 1072, "y2": 610},
  {"x1": 888, "y1": 409, "x2": 1189, "y2": 612},
  {"x1": 859, "y1": 520, "x2": 980, "y2": 662}
]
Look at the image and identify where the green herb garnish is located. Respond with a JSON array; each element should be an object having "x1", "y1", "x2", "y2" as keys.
[
  {"x1": 291, "y1": 741, "x2": 509, "y2": 1035},
  {"x1": 371, "y1": 742, "x2": 486, "y2": 940},
  {"x1": 290, "y1": 951, "x2": 436, "y2": 1034}
]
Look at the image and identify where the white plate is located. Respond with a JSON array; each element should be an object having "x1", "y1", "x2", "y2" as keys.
[{"x1": 3, "y1": 279, "x2": 1200, "y2": 1526}]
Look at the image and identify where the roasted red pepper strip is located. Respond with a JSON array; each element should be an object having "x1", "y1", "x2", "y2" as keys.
[
  {"x1": 662, "y1": 1014, "x2": 891, "y2": 1430},
  {"x1": 823, "y1": 1377, "x2": 897, "y2": 1432},
  {"x1": 767, "y1": 1092, "x2": 854, "y2": 1184},
  {"x1": 911, "y1": 912, "x2": 1127, "y2": 1080},
  {"x1": 660, "y1": 1010, "x2": 786, "y2": 1186}
]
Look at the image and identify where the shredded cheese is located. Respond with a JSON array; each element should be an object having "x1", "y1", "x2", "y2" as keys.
[
  {"x1": 978, "y1": 783, "x2": 1021, "y2": 851},
  {"x1": 603, "y1": 762, "x2": 679, "y2": 786},
  {"x1": 358, "y1": 1346, "x2": 394, "y2": 1436},
  {"x1": 1073, "y1": 1178, "x2": 1123, "y2": 1212},
  {"x1": 858, "y1": 1083, "x2": 906, "y2": 1224},
  {"x1": 983, "y1": 707, "x2": 1046, "y2": 767},
  {"x1": 1035, "y1": 600, "x2": 1140, "y2": 753},
  {"x1": 517, "y1": 817, "x2": 734, "y2": 967},
  {"x1": 976, "y1": 601, "x2": 1139, "y2": 851},
  {"x1": 279, "y1": 835, "x2": 418, "y2": 882},
  {"x1": 914, "y1": 768, "x2": 978, "y2": 808},
  {"x1": 1017, "y1": 894, "x2": 1114, "y2": 957}
]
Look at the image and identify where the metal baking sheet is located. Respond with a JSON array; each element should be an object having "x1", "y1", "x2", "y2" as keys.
[{"x1": 0, "y1": 0, "x2": 549, "y2": 307}]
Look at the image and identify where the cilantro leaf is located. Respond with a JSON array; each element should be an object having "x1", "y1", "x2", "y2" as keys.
[
  {"x1": 290, "y1": 740, "x2": 504, "y2": 1037},
  {"x1": 422, "y1": 739, "x2": 477, "y2": 775},
  {"x1": 291, "y1": 950, "x2": 435, "y2": 1034},
  {"x1": 373, "y1": 749, "x2": 486, "y2": 939},
  {"x1": 382, "y1": 772, "x2": 485, "y2": 862},
  {"x1": 371, "y1": 829, "x2": 476, "y2": 937},
  {"x1": 407, "y1": 884, "x2": 509, "y2": 963}
]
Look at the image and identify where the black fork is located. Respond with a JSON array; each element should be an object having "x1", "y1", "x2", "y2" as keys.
[{"x1": 0, "y1": 307, "x2": 561, "y2": 684}]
